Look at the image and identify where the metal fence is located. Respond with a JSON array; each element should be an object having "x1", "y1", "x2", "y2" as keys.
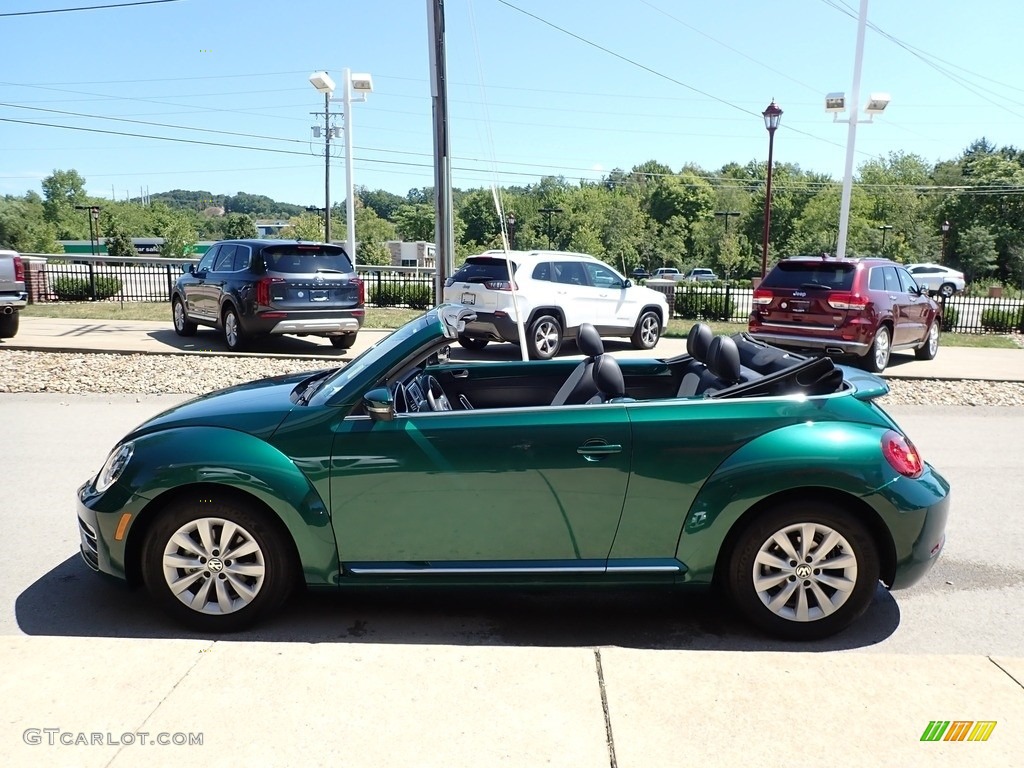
[{"x1": 22, "y1": 255, "x2": 1024, "y2": 334}]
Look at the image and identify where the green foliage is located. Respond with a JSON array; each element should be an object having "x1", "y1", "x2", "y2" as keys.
[
  {"x1": 105, "y1": 226, "x2": 137, "y2": 261},
  {"x1": 980, "y1": 307, "x2": 1023, "y2": 333},
  {"x1": 940, "y1": 304, "x2": 960, "y2": 332},
  {"x1": 394, "y1": 203, "x2": 435, "y2": 242},
  {"x1": 369, "y1": 283, "x2": 404, "y2": 308},
  {"x1": 280, "y1": 213, "x2": 325, "y2": 242},
  {"x1": 52, "y1": 275, "x2": 123, "y2": 301},
  {"x1": 674, "y1": 287, "x2": 703, "y2": 319},
  {"x1": 403, "y1": 283, "x2": 433, "y2": 310},
  {"x1": 154, "y1": 208, "x2": 197, "y2": 258},
  {"x1": 222, "y1": 213, "x2": 257, "y2": 240},
  {"x1": 673, "y1": 286, "x2": 735, "y2": 320},
  {"x1": 368, "y1": 281, "x2": 434, "y2": 309},
  {"x1": 700, "y1": 293, "x2": 735, "y2": 321},
  {"x1": 355, "y1": 204, "x2": 398, "y2": 266}
]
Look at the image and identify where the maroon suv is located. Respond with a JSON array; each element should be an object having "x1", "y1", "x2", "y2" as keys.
[{"x1": 748, "y1": 256, "x2": 940, "y2": 372}]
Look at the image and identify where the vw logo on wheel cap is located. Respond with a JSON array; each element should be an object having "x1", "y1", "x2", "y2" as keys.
[
  {"x1": 207, "y1": 558, "x2": 225, "y2": 573},
  {"x1": 795, "y1": 563, "x2": 812, "y2": 579}
]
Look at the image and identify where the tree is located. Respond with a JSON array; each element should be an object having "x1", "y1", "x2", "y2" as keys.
[
  {"x1": 359, "y1": 187, "x2": 406, "y2": 221},
  {"x1": 394, "y1": 204, "x2": 435, "y2": 242},
  {"x1": 105, "y1": 216, "x2": 138, "y2": 260},
  {"x1": 153, "y1": 206, "x2": 197, "y2": 258},
  {"x1": 41, "y1": 169, "x2": 89, "y2": 239},
  {"x1": 223, "y1": 213, "x2": 257, "y2": 239},
  {"x1": 956, "y1": 225, "x2": 998, "y2": 283},
  {"x1": 280, "y1": 213, "x2": 325, "y2": 241},
  {"x1": 354, "y1": 205, "x2": 397, "y2": 266}
]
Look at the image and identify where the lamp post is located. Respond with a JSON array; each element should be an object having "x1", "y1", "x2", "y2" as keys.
[
  {"x1": 715, "y1": 210, "x2": 740, "y2": 235},
  {"x1": 538, "y1": 206, "x2": 563, "y2": 249},
  {"x1": 941, "y1": 220, "x2": 950, "y2": 263},
  {"x1": 878, "y1": 224, "x2": 893, "y2": 252},
  {"x1": 74, "y1": 204, "x2": 101, "y2": 257},
  {"x1": 760, "y1": 100, "x2": 782, "y2": 279},
  {"x1": 505, "y1": 212, "x2": 517, "y2": 250}
]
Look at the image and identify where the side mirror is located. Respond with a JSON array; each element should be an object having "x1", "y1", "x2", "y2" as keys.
[
  {"x1": 363, "y1": 387, "x2": 396, "y2": 422},
  {"x1": 623, "y1": 279, "x2": 632, "y2": 288},
  {"x1": 184, "y1": 263, "x2": 196, "y2": 274}
]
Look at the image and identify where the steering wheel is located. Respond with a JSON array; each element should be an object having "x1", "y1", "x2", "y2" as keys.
[{"x1": 423, "y1": 375, "x2": 452, "y2": 412}]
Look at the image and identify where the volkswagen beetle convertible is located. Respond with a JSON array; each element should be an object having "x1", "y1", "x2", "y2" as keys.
[{"x1": 76, "y1": 305, "x2": 948, "y2": 639}]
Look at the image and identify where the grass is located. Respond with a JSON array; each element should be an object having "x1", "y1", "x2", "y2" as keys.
[{"x1": 21, "y1": 301, "x2": 1021, "y2": 349}]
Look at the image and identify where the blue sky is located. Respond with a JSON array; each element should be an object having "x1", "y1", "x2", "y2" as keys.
[{"x1": 1, "y1": 0, "x2": 1021, "y2": 206}]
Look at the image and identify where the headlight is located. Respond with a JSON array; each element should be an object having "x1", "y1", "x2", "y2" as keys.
[{"x1": 94, "y1": 442, "x2": 134, "y2": 493}]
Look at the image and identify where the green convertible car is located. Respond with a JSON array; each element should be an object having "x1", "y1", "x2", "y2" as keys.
[{"x1": 76, "y1": 305, "x2": 948, "y2": 639}]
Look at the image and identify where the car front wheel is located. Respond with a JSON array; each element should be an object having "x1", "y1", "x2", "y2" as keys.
[
  {"x1": 172, "y1": 297, "x2": 198, "y2": 337},
  {"x1": 915, "y1": 321, "x2": 939, "y2": 360},
  {"x1": 726, "y1": 501, "x2": 880, "y2": 640},
  {"x1": 630, "y1": 310, "x2": 661, "y2": 350},
  {"x1": 527, "y1": 314, "x2": 563, "y2": 360},
  {"x1": 860, "y1": 326, "x2": 891, "y2": 372},
  {"x1": 140, "y1": 496, "x2": 297, "y2": 632}
]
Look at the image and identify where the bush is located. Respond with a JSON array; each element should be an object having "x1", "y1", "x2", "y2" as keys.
[
  {"x1": 51, "y1": 275, "x2": 123, "y2": 301},
  {"x1": 403, "y1": 283, "x2": 433, "y2": 310},
  {"x1": 674, "y1": 288, "x2": 702, "y2": 319},
  {"x1": 370, "y1": 284, "x2": 403, "y2": 308},
  {"x1": 981, "y1": 307, "x2": 1023, "y2": 333},
  {"x1": 673, "y1": 287, "x2": 734, "y2": 320},
  {"x1": 940, "y1": 305, "x2": 959, "y2": 332},
  {"x1": 701, "y1": 294, "x2": 735, "y2": 321}
]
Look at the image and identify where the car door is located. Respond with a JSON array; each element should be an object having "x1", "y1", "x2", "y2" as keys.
[
  {"x1": 329, "y1": 403, "x2": 632, "y2": 568},
  {"x1": 581, "y1": 261, "x2": 636, "y2": 332},
  {"x1": 551, "y1": 261, "x2": 590, "y2": 328},
  {"x1": 205, "y1": 243, "x2": 237, "y2": 316},
  {"x1": 880, "y1": 265, "x2": 915, "y2": 346},
  {"x1": 896, "y1": 266, "x2": 931, "y2": 342},
  {"x1": 183, "y1": 247, "x2": 219, "y2": 320}
]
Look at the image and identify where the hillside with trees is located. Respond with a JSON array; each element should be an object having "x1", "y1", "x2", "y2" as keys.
[{"x1": 1, "y1": 136, "x2": 1022, "y2": 286}]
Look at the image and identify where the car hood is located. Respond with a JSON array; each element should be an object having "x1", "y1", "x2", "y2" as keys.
[{"x1": 124, "y1": 370, "x2": 324, "y2": 441}]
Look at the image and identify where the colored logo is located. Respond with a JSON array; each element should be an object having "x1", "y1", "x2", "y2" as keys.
[{"x1": 920, "y1": 721, "x2": 997, "y2": 742}]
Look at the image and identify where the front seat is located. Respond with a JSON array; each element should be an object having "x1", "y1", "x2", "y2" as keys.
[
  {"x1": 551, "y1": 323, "x2": 604, "y2": 405},
  {"x1": 589, "y1": 353, "x2": 631, "y2": 403},
  {"x1": 677, "y1": 322, "x2": 715, "y2": 396},
  {"x1": 699, "y1": 335, "x2": 743, "y2": 394}
]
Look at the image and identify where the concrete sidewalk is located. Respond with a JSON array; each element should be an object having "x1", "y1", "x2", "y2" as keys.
[
  {"x1": 4, "y1": 316, "x2": 1023, "y2": 380},
  {"x1": 1, "y1": 636, "x2": 1021, "y2": 767}
]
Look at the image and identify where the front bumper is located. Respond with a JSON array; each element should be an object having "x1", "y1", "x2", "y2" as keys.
[{"x1": 76, "y1": 479, "x2": 150, "y2": 583}]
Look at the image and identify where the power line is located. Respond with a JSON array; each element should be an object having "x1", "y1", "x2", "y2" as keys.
[{"x1": 0, "y1": 0, "x2": 184, "y2": 17}]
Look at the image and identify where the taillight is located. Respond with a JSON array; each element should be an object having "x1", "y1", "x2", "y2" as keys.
[
  {"x1": 882, "y1": 430, "x2": 923, "y2": 478},
  {"x1": 484, "y1": 280, "x2": 517, "y2": 291},
  {"x1": 13, "y1": 255, "x2": 25, "y2": 282},
  {"x1": 353, "y1": 276, "x2": 365, "y2": 305},
  {"x1": 752, "y1": 288, "x2": 773, "y2": 305},
  {"x1": 827, "y1": 292, "x2": 870, "y2": 310},
  {"x1": 256, "y1": 276, "x2": 284, "y2": 306}
]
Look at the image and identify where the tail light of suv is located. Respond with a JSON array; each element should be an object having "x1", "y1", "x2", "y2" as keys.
[
  {"x1": 256, "y1": 276, "x2": 285, "y2": 306},
  {"x1": 13, "y1": 255, "x2": 25, "y2": 283},
  {"x1": 752, "y1": 288, "x2": 773, "y2": 306},
  {"x1": 826, "y1": 292, "x2": 870, "y2": 311},
  {"x1": 353, "y1": 276, "x2": 365, "y2": 305},
  {"x1": 484, "y1": 279, "x2": 518, "y2": 291}
]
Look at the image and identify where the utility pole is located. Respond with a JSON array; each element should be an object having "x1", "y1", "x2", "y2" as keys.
[
  {"x1": 428, "y1": 0, "x2": 454, "y2": 300},
  {"x1": 311, "y1": 94, "x2": 336, "y2": 242}
]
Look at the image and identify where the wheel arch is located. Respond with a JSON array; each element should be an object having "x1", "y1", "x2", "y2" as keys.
[
  {"x1": 526, "y1": 306, "x2": 566, "y2": 330},
  {"x1": 638, "y1": 303, "x2": 665, "y2": 327}
]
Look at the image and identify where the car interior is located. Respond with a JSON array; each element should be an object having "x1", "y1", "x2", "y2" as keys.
[{"x1": 377, "y1": 322, "x2": 849, "y2": 416}]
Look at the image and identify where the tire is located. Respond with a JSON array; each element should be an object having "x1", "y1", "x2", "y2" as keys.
[
  {"x1": 140, "y1": 496, "x2": 297, "y2": 632},
  {"x1": 527, "y1": 314, "x2": 563, "y2": 360},
  {"x1": 915, "y1": 321, "x2": 939, "y2": 360},
  {"x1": 172, "y1": 297, "x2": 198, "y2": 337},
  {"x1": 726, "y1": 500, "x2": 880, "y2": 640},
  {"x1": 859, "y1": 325, "x2": 891, "y2": 373},
  {"x1": 457, "y1": 335, "x2": 489, "y2": 351},
  {"x1": 330, "y1": 334, "x2": 357, "y2": 350},
  {"x1": 0, "y1": 311, "x2": 19, "y2": 339},
  {"x1": 222, "y1": 305, "x2": 246, "y2": 351},
  {"x1": 938, "y1": 283, "x2": 955, "y2": 299},
  {"x1": 630, "y1": 310, "x2": 661, "y2": 350}
]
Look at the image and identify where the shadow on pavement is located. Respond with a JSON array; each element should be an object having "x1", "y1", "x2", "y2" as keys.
[
  {"x1": 16, "y1": 555, "x2": 900, "y2": 651},
  {"x1": 144, "y1": 327, "x2": 344, "y2": 357}
]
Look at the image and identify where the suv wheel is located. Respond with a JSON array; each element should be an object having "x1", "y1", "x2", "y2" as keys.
[
  {"x1": 527, "y1": 314, "x2": 562, "y2": 360},
  {"x1": 172, "y1": 297, "x2": 198, "y2": 337},
  {"x1": 915, "y1": 321, "x2": 939, "y2": 360},
  {"x1": 458, "y1": 335, "x2": 489, "y2": 351},
  {"x1": 860, "y1": 325, "x2": 891, "y2": 373},
  {"x1": 222, "y1": 305, "x2": 247, "y2": 352},
  {"x1": 0, "y1": 311, "x2": 19, "y2": 339},
  {"x1": 330, "y1": 334, "x2": 357, "y2": 350},
  {"x1": 630, "y1": 310, "x2": 661, "y2": 350}
]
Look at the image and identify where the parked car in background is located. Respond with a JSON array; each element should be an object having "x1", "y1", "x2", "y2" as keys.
[
  {"x1": 748, "y1": 256, "x2": 940, "y2": 372},
  {"x1": 442, "y1": 249, "x2": 668, "y2": 358},
  {"x1": 905, "y1": 263, "x2": 965, "y2": 298},
  {"x1": 76, "y1": 305, "x2": 949, "y2": 639},
  {"x1": 0, "y1": 249, "x2": 27, "y2": 339},
  {"x1": 631, "y1": 266, "x2": 651, "y2": 280},
  {"x1": 684, "y1": 268, "x2": 719, "y2": 282},
  {"x1": 171, "y1": 239, "x2": 364, "y2": 351},
  {"x1": 651, "y1": 267, "x2": 684, "y2": 281}
]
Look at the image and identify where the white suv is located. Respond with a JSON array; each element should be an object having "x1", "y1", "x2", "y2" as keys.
[{"x1": 442, "y1": 250, "x2": 669, "y2": 359}]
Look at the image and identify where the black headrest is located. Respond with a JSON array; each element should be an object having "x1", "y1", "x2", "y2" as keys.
[
  {"x1": 577, "y1": 323, "x2": 604, "y2": 358},
  {"x1": 706, "y1": 335, "x2": 741, "y2": 383},
  {"x1": 687, "y1": 323, "x2": 714, "y2": 362},
  {"x1": 594, "y1": 354, "x2": 626, "y2": 398}
]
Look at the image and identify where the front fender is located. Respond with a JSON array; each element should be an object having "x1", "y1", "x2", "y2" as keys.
[
  {"x1": 116, "y1": 426, "x2": 337, "y2": 585},
  {"x1": 676, "y1": 421, "x2": 895, "y2": 583}
]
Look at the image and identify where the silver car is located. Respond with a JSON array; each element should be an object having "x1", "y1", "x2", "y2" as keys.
[{"x1": 906, "y1": 263, "x2": 965, "y2": 298}]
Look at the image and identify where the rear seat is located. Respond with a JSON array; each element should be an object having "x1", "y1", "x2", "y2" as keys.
[{"x1": 676, "y1": 323, "x2": 714, "y2": 396}]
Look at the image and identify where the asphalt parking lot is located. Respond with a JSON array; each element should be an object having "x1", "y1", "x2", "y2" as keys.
[{"x1": 1, "y1": 393, "x2": 1022, "y2": 767}]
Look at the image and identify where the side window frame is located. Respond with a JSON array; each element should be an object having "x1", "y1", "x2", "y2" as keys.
[
  {"x1": 213, "y1": 244, "x2": 237, "y2": 272},
  {"x1": 196, "y1": 246, "x2": 219, "y2": 273},
  {"x1": 233, "y1": 245, "x2": 252, "y2": 272}
]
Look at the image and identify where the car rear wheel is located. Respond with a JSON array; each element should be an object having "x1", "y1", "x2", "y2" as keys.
[
  {"x1": 860, "y1": 326, "x2": 891, "y2": 372},
  {"x1": 457, "y1": 335, "x2": 489, "y2": 350},
  {"x1": 915, "y1": 321, "x2": 939, "y2": 360},
  {"x1": 0, "y1": 311, "x2": 19, "y2": 339},
  {"x1": 726, "y1": 501, "x2": 880, "y2": 640},
  {"x1": 630, "y1": 310, "x2": 661, "y2": 350},
  {"x1": 330, "y1": 334, "x2": 357, "y2": 349},
  {"x1": 938, "y1": 282, "x2": 956, "y2": 299},
  {"x1": 527, "y1": 314, "x2": 563, "y2": 360},
  {"x1": 222, "y1": 306, "x2": 246, "y2": 351},
  {"x1": 140, "y1": 496, "x2": 297, "y2": 632},
  {"x1": 172, "y1": 297, "x2": 198, "y2": 337}
]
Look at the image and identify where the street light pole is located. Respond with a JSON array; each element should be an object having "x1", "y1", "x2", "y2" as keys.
[
  {"x1": 941, "y1": 220, "x2": 950, "y2": 263},
  {"x1": 715, "y1": 210, "x2": 740, "y2": 235},
  {"x1": 342, "y1": 67, "x2": 356, "y2": 268},
  {"x1": 538, "y1": 206, "x2": 563, "y2": 249},
  {"x1": 879, "y1": 224, "x2": 893, "y2": 252},
  {"x1": 506, "y1": 212, "x2": 517, "y2": 250},
  {"x1": 761, "y1": 100, "x2": 782, "y2": 279}
]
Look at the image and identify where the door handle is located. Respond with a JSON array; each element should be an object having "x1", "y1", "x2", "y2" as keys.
[
  {"x1": 450, "y1": 369, "x2": 469, "y2": 379},
  {"x1": 577, "y1": 443, "x2": 622, "y2": 462}
]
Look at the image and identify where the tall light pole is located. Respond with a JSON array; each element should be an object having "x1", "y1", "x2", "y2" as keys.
[
  {"x1": 505, "y1": 212, "x2": 517, "y2": 250},
  {"x1": 878, "y1": 224, "x2": 893, "y2": 252},
  {"x1": 308, "y1": 71, "x2": 336, "y2": 243},
  {"x1": 941, "y1": 220, "x2": 950, "y2": 263},
  {"x1": 538, "y1": 206, "x2": 563, "y2": 249},
  {"x1": 761, "y1": 100, "x2": 782, "y2": 279},
  {"x1": 715, "y1": 210, "x2": 740, "y2": 234}
]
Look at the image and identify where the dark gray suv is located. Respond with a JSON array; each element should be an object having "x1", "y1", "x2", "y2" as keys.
[{"x1": 171, "y1": 239, "x2": 364, "y2": 351}]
